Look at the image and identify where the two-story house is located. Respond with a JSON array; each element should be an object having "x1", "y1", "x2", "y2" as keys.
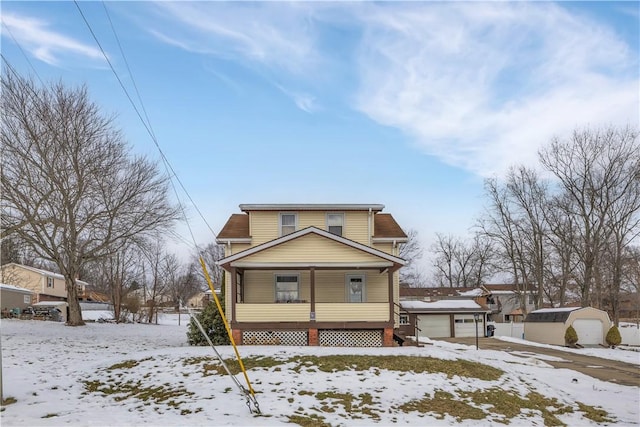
[
  {"x1": 215, "y1": 204, "x2": 407, "y2": 347},
  {"x1": 0, "y1": 263, "x2": 88, "y2": 303}
]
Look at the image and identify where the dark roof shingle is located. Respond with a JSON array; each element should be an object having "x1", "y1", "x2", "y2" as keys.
[
  {"x1": 217, "y1": 214, "x2": 250, "y2": 239},
  {"x1": 374, "y1": 214, "x2": 407, "y2": 239}
]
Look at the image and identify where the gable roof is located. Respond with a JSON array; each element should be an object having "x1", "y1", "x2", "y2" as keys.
[
  {"x1": 218, "y1": 226, "x2": 406, "y2": 268},
  {"x1": 239, "y1": 204, "x2": 385, "y2": 212}
]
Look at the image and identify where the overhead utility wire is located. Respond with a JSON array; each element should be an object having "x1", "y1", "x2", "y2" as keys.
[
  {"x1": 73, "y1": 0, "x2": 219, "y2": 243},
  {"x1": 75, "y1": 2, "x2": 262, "y2": 415},
  {"x1": 1, "y1": 20, "x2": 46, "y2": 87}
]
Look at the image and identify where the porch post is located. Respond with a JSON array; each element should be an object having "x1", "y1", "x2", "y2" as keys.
[
  {"x1": 309, "y1": 267, "x2": 318, "y2": 346},
  {"x1": 388, "y1": 268, "x2": 394, "y2": 323},
  {"x1": 230, "y1": 267, "x2": 237, "y2": 323}
]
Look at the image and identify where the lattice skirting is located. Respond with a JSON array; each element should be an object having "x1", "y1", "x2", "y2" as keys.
[
  {"x1": 242, "y1": 330, "x2": 308, "y2": 346},
  {"x1": 318, "y1": 329, "x2": 383, "y2": 347}
]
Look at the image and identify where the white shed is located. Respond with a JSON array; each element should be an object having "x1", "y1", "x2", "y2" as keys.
[{"x1": 524, "y1": 307, "x2": 612, "y2": 346}]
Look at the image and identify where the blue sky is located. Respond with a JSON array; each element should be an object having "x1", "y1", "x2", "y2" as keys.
[{"x1": 1, "y1": 1, "x2": 639, "y2": 276}]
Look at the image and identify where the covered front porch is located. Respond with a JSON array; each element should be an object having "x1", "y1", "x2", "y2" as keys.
[{"x1": 217, "y1": 227, "x2": 405, "y2": 347}]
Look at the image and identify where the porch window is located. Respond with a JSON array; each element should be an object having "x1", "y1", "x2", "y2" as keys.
[
  {"x1": 346, "y1": 274, "x2": 365, "y2": 303},
  {"x1": 279, "y1": 213, "x2": 297, "y2": 236},
  {"x1": 326, "y1": 213, "x2": 344, "y2": 236},
  {"x1": 275, "y1": 274, "x2": 299, "y2": 302}
]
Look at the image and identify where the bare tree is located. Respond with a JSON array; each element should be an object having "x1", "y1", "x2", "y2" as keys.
[
  {"x1": 398, "y1": 229, "x2": 424, "y2": 286},
  {"x1": 1, "y1": 72, "x2": 179, "y2": 326},
  {"x1": 198, "y1": 243, "x2": 225, "y2": 290},
  {"x1": 432, "y1": 232, "x2": 495, "y2": 288},
  {"x1": 539, "y1": 125, "x2": 640, "y2": 320}
]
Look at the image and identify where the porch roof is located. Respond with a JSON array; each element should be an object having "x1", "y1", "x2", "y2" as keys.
[{"x1": 218, "y1": 226, "x2": 406, "y2": 269}]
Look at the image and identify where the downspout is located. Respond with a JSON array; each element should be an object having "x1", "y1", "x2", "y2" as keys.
[{"x1": 368, "y1": 208, "x2": 372, "y2": 246}]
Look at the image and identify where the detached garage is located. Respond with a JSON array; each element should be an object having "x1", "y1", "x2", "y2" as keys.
[
  {"x1": 524, "y1": 307, "x2": 611, "y2": 347},
  {"x1": 399, "y1": 300, "x2": 490, "y2": 339}
]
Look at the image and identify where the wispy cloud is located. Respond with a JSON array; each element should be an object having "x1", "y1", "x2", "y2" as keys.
[
  {"x1": 352, "y1": 2, "x2": 639, "y2": 177},
  {"x1": 144, "y1": 2, "x2": 320, "y2": 75},
  {"x1": 1, "y1": 13, "x2": 104, "y2": 66},
  {"x1": 275, "y1": 84, "x2": 317, "y2": 113}
]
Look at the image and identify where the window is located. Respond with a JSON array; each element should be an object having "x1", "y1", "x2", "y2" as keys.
[
  {"x1": 399, "y1": 314, "x2": 409, "y2": 325},
  {"x1": 327, "y1": 213, "x2": 344, "y2": 236},
  {"x1": 275, "y1": 274, "x2": 299, "y2": 302},
  {"x1": 346, "y1": 274, "x2": 365, "y2": 303},
  {"x1": 528, "y1": 294, "x2": 535, "y2": 305},
  {"x1": 23, "y1": 295, "x2": 30, "y2": 304},
  {"x1": 47, "y1": 277, "x2": 54, "y2": 288},
  {"x1": 279, "y1": 213, "x2": 297, "y2": 236}
]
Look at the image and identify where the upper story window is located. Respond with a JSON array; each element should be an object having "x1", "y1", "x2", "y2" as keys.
[
  {"x1": 327, "y1": 213, "x2": 344, "y2": 236},
  {"x1": 279, "y1": 213, "x2": 297, "y2": 236},
  {"x1": 47, "y1": 277, "x2": 54, "y2": 288}
]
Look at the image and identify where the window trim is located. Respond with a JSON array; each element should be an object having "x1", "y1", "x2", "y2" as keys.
[
  {"x1": 279, "y1": 212, "x2": 297, "y2": 236},
  {"x1": 46, "y1": 277, "x2": 54, "y2": 288},
  {"x1": 274, "y1": 273, "x2": 300, "y2": 303},
  {"x1": 326, "y1": 212, "x2": 345, "y2": 236},
  {"x1": 345, "y1": 274, "x2": 366, "y2": 303}
]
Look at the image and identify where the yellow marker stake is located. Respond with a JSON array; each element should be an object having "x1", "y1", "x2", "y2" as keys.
[{"x1": 199, "y1": 257, "x2": 257, "y2": 398}]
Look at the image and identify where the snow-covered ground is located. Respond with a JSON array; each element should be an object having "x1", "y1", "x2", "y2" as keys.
[{"x1": 1, "y1": 312, "x2": 639, "y2": 426}]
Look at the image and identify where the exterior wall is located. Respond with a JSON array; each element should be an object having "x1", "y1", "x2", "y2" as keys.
[
  {"x1": 567, "y1": 309, "x2": 611, "y2": 344},
  {"x1": 524, "y1": 322, "x2": 565, "y2": 345},
  {"x1": 248, "y1": 210, "x2": 372, "y2": 247},
  {"x1": 239, "y1": 270, "x2": 388, "y2": 304},
  {"x1": 0, "y1": 287, "x2": 33, "y2": 311},
  {"x1": 493, "y1": 292, "x2": 536, "y2": 322},
  {"x1": 0, "y1": 265, "x2": 67, "y2": 300},
  {"x1": 239, "y1": 234, "x2": 384, "y2": 264}
]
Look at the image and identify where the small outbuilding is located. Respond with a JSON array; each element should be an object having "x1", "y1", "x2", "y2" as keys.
[
  {"x1": 1, "y1": 283, "x2": 34, "y2": 315},
  {"x1": 524, "y1": 307, "x2": 611, "y2": 346},
  {"x1": 398, "y1": 300, "x2": 491, "y2": 339}
]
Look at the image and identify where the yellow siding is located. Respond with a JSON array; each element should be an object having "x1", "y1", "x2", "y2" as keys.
[
  {"x1": 236, "y1": 303, "x2": 311, "y2": 322},
  {"x1": 372, "y1": 242, "x2": 394, "y2": 256},
  {"x1": 248, "y1": 210, "x2": 373, "y2": 246},
  {"x1": 0, "y1": 265, "x2": 67, "y2": 299},
  {"x1": 240, "y1": 234, "x2": 384, "y2": 264},
  {"x1": 315, "y1": 303, "x2": 389, "y2": 322}
]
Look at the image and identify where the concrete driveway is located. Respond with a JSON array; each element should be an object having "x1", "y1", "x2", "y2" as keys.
[{"x1": 434, "y1": 337, "x2": 640, "y2": 387}]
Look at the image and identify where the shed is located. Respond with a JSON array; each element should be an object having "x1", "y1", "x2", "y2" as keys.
[
  {"x1": 399, "y1": 300, "x2": 491, "y2": 339},
  {"x1": 524, "y1": 307, "x2": 611, "y2": 346},
  {"x1": 1, "y1": 283, "x2": 34, "y2": 314},
  {"x1": 33, "y1": 301, "x2": 68, "y2": 323}
]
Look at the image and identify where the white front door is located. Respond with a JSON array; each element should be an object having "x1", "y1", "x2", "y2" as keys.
[{"x1": 346, "y1": 275, "x2": 365, "y2": 303}]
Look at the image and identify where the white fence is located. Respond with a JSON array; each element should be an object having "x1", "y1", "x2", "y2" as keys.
[
  {"x1": 491, "y1": 322, "x2": 525, "y2": 339},
  {"x1": 620, "y1": 323, "x2": 640, "y2": 346}
]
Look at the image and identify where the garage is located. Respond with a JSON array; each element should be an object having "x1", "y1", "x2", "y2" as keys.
[
  {"x1": 454, "y1": 314, "x2": 484, "y2": 338},
  {"x1": 572, "y1": 319, "x2": 604, "y2": 345},
  {"x1": 417, "y1": 314, "x2": 450, "y2": 338},
  {"x1": 524, "y1": 307, "x2": 611, "y2": 346},
  {"x1": 399, "y1": 300, "x2": 490, "y2": 339}
]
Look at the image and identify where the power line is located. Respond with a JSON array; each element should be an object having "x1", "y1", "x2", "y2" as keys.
[
  {"x1": 1, "y1": 19, "x2": 46, "y2": 87},
  {"x1": 73, "y1": 0, "x2": 219, "y2": 247}
]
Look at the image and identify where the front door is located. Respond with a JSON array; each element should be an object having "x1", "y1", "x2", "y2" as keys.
[{"x1": 346, "y1": 275, "x2": 365, "y2": 303}]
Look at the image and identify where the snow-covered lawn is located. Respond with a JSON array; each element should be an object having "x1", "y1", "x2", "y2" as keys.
[{"x1": 1, "y1": 313, "x2": 639, "y2": 426}]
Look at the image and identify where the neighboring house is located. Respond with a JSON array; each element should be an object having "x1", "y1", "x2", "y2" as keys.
[
  {"x1": 484, "y1": 284, "x2": 537, "y2": 323},
  {"x1": 216, "y1": 203, "x2": 407, "y2": 347},
  {"x1": 187, "y1": 289, "x2": 221, "y2": 309},
  {"x1": 1, "y1": 283, "x2": 33, "y2": 314},
  {"x1": 524, "y1": 307, "x2": 612, "y2": 346},
  {"x1": 0, "y1": 263, "x2": 88, "y2": 303}
]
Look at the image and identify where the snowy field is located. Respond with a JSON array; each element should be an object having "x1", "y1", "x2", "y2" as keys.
[{"x1": 1, "y1": 312, "x2": 639, "y2": 426}]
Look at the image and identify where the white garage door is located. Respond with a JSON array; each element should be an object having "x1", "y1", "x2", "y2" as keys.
[
  {"x1": 572, "y1": 319, "x2": 603, "y2": 345},
  {"x1": 417, "y1": 315, "x2": 451, "y2": 338},
  {"x1": 454, "y1": 314, "x2": 484, "y2": 338}
]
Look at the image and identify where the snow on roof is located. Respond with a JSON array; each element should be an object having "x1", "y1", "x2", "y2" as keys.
[
  {"x1": 33, "y1": 301, "x2": 68, "y2": 307},
  {"x1": 531, "y1": 307, "x2": 580, "y2": 313},
  {"x1": 401, "y1": 299, "x2": 483, "y2": 310},
  {"x1": 0, "y1": 283, "x2": 33, "y2": 293},
  {"x1": 457, "y1": 288, "x2": 484, "y2": 297}
]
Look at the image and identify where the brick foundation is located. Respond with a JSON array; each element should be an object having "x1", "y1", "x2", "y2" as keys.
[
  {"x1": 232, "y1": 329, "x2": 242, "y2": 345},
  {"x1": 383, "y1": 327, "x2": 394, "y2": 347},
  {"x1": 308, "y1": 328, "x2": 318, "y2": 346}
]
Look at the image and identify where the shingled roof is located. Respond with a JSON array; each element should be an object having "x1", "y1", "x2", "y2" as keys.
[
  {"x1": 217, "y1": 214, "x2": 250, "y2": 239},
  {"x1": 373, "y1": 214, "x2": 407, "y2": 239},
  {"x1": 217, "y1": 211, "x2": 407, "y2": 240}
]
